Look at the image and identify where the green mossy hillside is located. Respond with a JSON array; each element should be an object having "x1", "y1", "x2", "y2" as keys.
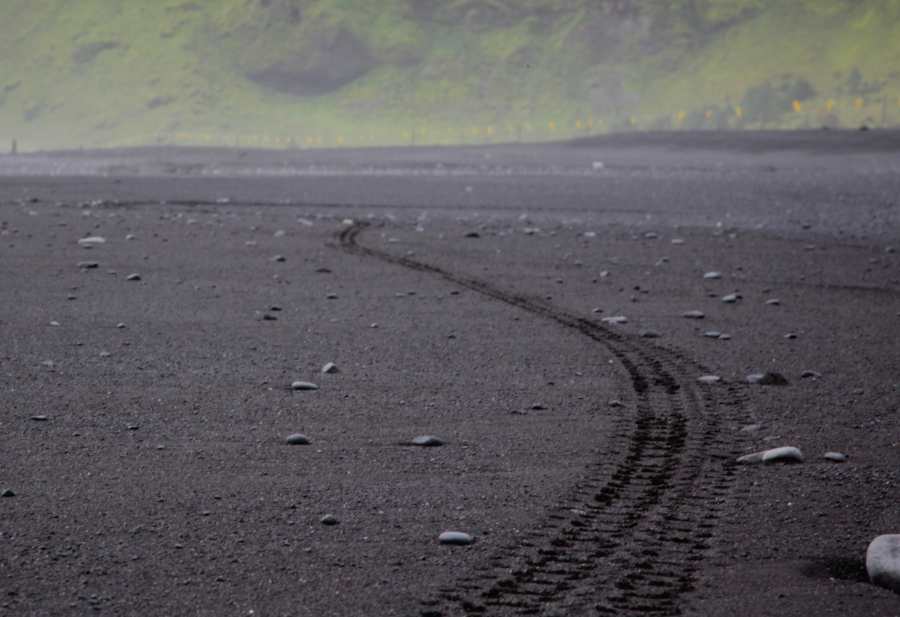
[{"x1": 1, "y1": 0, "x2": 898, "y2": 150}]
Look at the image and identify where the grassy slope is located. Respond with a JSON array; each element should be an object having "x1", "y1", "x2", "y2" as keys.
[{"x1": 0, "y1": 0, "x2": 898, "y2": 150}]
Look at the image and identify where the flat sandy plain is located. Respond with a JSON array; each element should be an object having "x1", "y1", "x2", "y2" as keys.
[{"x1": 1, "y1": 131, "x2": 899, "y2": 616}]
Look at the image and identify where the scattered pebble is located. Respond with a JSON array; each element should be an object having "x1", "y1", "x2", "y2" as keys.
[
  {"x1": 703, "y1": 271, "x2": 722, "y2": 280},
  {"x1": 601, "y1": 316, "x2": 628, "y2": 325},
  {"x1": 866, "y1": 535, "x2": 900, "y2": 593},
  {"x1": 639, "y1": 330, "x2": 660, "y2": 338},
  {"x1": 77, "y1": 261, "x2": 99, "y2": 269},
  {"x1": 439, "y1": 531, "x2": 474, "y2": 546},
  {"x1": 784, "y1": 333, "x2": 798, "y2": 340},
  {"x1": 326, "y1": 293, "x2": 338, "y2": 300},
  {"x1": 322, "y1": 362, "x2": 339, "y2": 374},
  {"x1": 703, "y1": 331, "x2": 721, "y2": 338},
  {"x1": 99, "y1": 351, "x2": 111, "y2": 358},
  {"x1": 116, "y1": 322, "x2": 126, "y2": 329},
  {"x1": 765, "y1": 298, "x2": 781, "y2": 306},
  {"x1": 737, "y1": 446, "x2": 804, "y2": 464},
  {"x1": 722, "y1": 293, "x2": 739, "y2": 304},
  {"x1": 290, "y1": 381, "x2": 319, "y2": 391},
  {"x1": 608, "y1": 400, "x2": 625, "y2": 408},
  {"x1": 823, "y1": 452, "x2": 848, "y2": 463},
  {"x1": 1, "y1": 489, "x2": 15, "y2": 498},
  {"x1": 671, "y1": 238, "x2": 685, "y2": 245},
  {"x1": 682, "y1": 310, "x2": 705, "y2": 319},
  {"x1": 801, "y1": 370, "x2": 821, "y2": 379},
  {"x1": 320, "y1": 514, "x2": 339, "y2": 526},
  {"x1": 125, "y1": 273, "x2": 141, "y2": 281},
  {"x1": 49, "y1": 321, "x2": 60, "y2": 327},
  {"x1": 271, "y1": 255, "x2": 286, "y2": 262},
  {"x1": 739, "y1": 424, "x2": 762, "y2": 433},
  {"x1": 285, "y1": 433, "x2": 310, "y2": 445},
  {"x1": 718, "y1": 333, "x2": 732, "y2": 340},
  {"x1": 697, "y1": 375, "x2": 721, "y2": 385},
  {"x1": 411, "y1": 435, "x2": 444, "y2": 447},
  {"x1": 464, "y1": 231, "x2": 480, "y2": 238},
  {"x1": 78, "y1": 236, "x2": 106, "y2": 246},
  {"x1": 30, "y1": 415, "x2": 49, "y2": 422},
  {"x1": 643, "y1": 232, "x2": 659, "y2": 240},
  {"x1": 745, "y1": 372, "x2": 789, "y2": 386}
]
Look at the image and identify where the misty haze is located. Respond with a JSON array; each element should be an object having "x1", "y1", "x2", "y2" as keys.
[{"x1": 1, "y1": 2, "x2": 899, "y2": 616}]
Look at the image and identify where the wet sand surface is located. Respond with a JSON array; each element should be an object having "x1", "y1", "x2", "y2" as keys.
[{"x1": 1, "y1": 132, "x2": 898, "y2": 616}]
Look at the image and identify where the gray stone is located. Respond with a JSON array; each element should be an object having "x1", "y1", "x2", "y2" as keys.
[
  {"x1": 322, "y1": 362, "x2": 339, "y2": 374},
  {"x1": 722, "y1": 293, "x2": 739, "y2": 304},
  {"x1": 271, "y1": 255, "x2": 286, "y2": 262},
  {"x1": 746, "y1": 372, "x2": 789, "y2": 386},
  {"x1": 739, "y1": 424, "x2": 762, "y2": 433},
  {"x1": 1, "y1": 489, "x2": 14, "y2": 497},
  {"x1": 77, "y1": 261, "x2": 99, "y2": 269},
  {"x1": 411, "y1": 435, "x2": 444, "y2": 447},
  {"x1": 320, "y1": 514, "x2": 339, "y2": 526},
  {"x1": 683, "y1": 310, "x2": 705, "y2": 319},
  {"x1": 703, "y1": 271, "x2": 722, "y2": 280},
  {"x1": 867, "y1": 535, "x2": 900, "y2": 593},
  {"x1": 801, "y1": 370, "x2": 822, "y2": 379},
  {"x1": 291, "y1": 381, "x2": 319, "y2": 391},
  {"x1": 78, "y1": 236, "x2": 106, "y2": 246},
  {"x1": 639, "y1": 330, "x2": 660, "y2": 338},
  {"x1": 765, "y1": 298, "x2": 781, "y2": 306},
  {"x1": 285, "y1": 433, "x2": 310, "y2": 445},
  {"x1": 601, "y1": 315, "x2": 628, "y2": 325},
  {"x1": 30, "y1": 415, "x2": 49, "y2": 422},
  {"x1": 737, "y1": 446, "x2": 804, "y2": 464},
  {"x1": 439, "y1": 531, "x2": 474, "y2": 546},
  {"x1": 703, "y1": 331, "x2": 721, "y2": 338},
  {"x1": 125, "y1": 273, "x2": 141, "y2": 281},
  {"x1": 823, "y1": 452, "x2": 848, "y2": 463}
]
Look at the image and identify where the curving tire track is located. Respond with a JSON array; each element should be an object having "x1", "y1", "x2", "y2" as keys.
[{"x1": 339, "y1": 222, "x2": 746, "y2": 616}]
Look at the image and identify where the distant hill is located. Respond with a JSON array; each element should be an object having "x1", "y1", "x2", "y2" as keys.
[{"x1": 1, "y1": 0, "x2": 899, "y2": 150}]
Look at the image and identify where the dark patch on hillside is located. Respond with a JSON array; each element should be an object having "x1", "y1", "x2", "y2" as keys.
[
  {"x1": 247, "y1": 28, "x2": 375, "y2": 96},
  {"x1": 72, "y1": 41, "x2": 122, "y2": 64}
]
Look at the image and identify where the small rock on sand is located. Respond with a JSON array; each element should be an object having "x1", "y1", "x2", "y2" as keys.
[
  {"x1": 697, "y1": 375, "x2": 721, "y2": 385},
  {"x1": 320, "y1": 514, "x2": 339, "y2": 526},
  {"x1": 322, "y1": 363, "x2": 339, "y2": 374},
  {"x1": 411, "y1": 435, "x2": 444, "y2": 447},
  {"x1": 601, "y1": 316, "x2": 628, "y2": 325},
  {"x1": 77, "y1": 261, "x2": 99, "y2": 269},
  {"x1": 867, "y1": 535, "x2": 900, "y2": 593},
  {"x1": 125, "y1": 273, "x2": 141, "y2": 281},
  {"x1": 823, "y1": 452, "x2": 848, "y2": 462},
  {"x1": 285, "y1": 433, "x2": 310, "y2": 445},
  {"x1": 683, "y1": 310, "x2": 705, "y2": 319},
  {"x1": 1, "y1": 489, "x2": 15, "y2": 498},
  {"x1": 703, "y1": 271, "x2": 722, "y2": 280},
  {"x1": 801, "y1": 370, "x2": 822, "y2": 379},
  {"x1": 78, "y1": 236, "x2": 106, "y2": 246},
  {"x1": 722, "y1": 293, "x2": 739, "y2": 304},
  {"x1": 291, "y1": 381, "x2": 319, "y2": 391},
  {"x1": 746, "y1": 372, "x2": 789, "y2": 386},
  {"x1": 765, "y1": 298, "x2": 781, "y2": 306},
  {"x1": 639, "y1": 330, "x2": 660, "y2": 338},
  {"x1": 737, "y1": 446, "x2": 804, "y2": 464},
  {"x1": 439, "y1": 531, "x2": 474, "y2": 546}
]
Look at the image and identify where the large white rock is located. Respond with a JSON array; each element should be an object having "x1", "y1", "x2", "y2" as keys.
[
  {"x1": 737, "y1": 446, "x2": 804, "y2": 464},
  {"x1": 867, "y1": 535, "x2": 900, "y2": 594}
]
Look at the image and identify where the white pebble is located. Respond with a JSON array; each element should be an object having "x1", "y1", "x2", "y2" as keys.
[
  {"x1": 601, "y1": 315, "x2": 628, "y2": 325},
  {"x1": 722, "y1": 293, "x2": 739, "y2": 304},
  {"x1": 682, "y1": 310, "x2": 705, "y2": 319},
  {"x1": 823, "y1": 452, "x2": 848, "y2": 462},
  {"x1": 439, "y1": 531, "x2": 474, "y2": 546},
  {"x1": 321, "y1": 363, "x2": 339, "y2": 374},
  {"x1": 291, "y1": 381, "x2": 319, "y2": 391},
  {"x1": 697, "y1": 375, "x2": 721, "y2": 385},
  {"x1": 703, "y1": 271, "x2": 722, "y2": 280},
  {"x1": 737, "y1": 446, "x2": 804, "y2": 464},
  {"x1": 411, "y1": 435, "x2": 444, "y2": 447},
  {"x1": 78, "y1": 236, "x2": 106, "y2": 246}
]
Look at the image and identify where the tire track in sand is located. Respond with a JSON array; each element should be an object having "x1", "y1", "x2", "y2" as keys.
[{"x1": 339, "y1": 222, "x2": 746, "y2": 616}]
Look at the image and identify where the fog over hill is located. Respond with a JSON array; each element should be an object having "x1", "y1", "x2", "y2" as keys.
[{"x1": 1, "y1": 0, "x2": 899, "y2": 150}]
